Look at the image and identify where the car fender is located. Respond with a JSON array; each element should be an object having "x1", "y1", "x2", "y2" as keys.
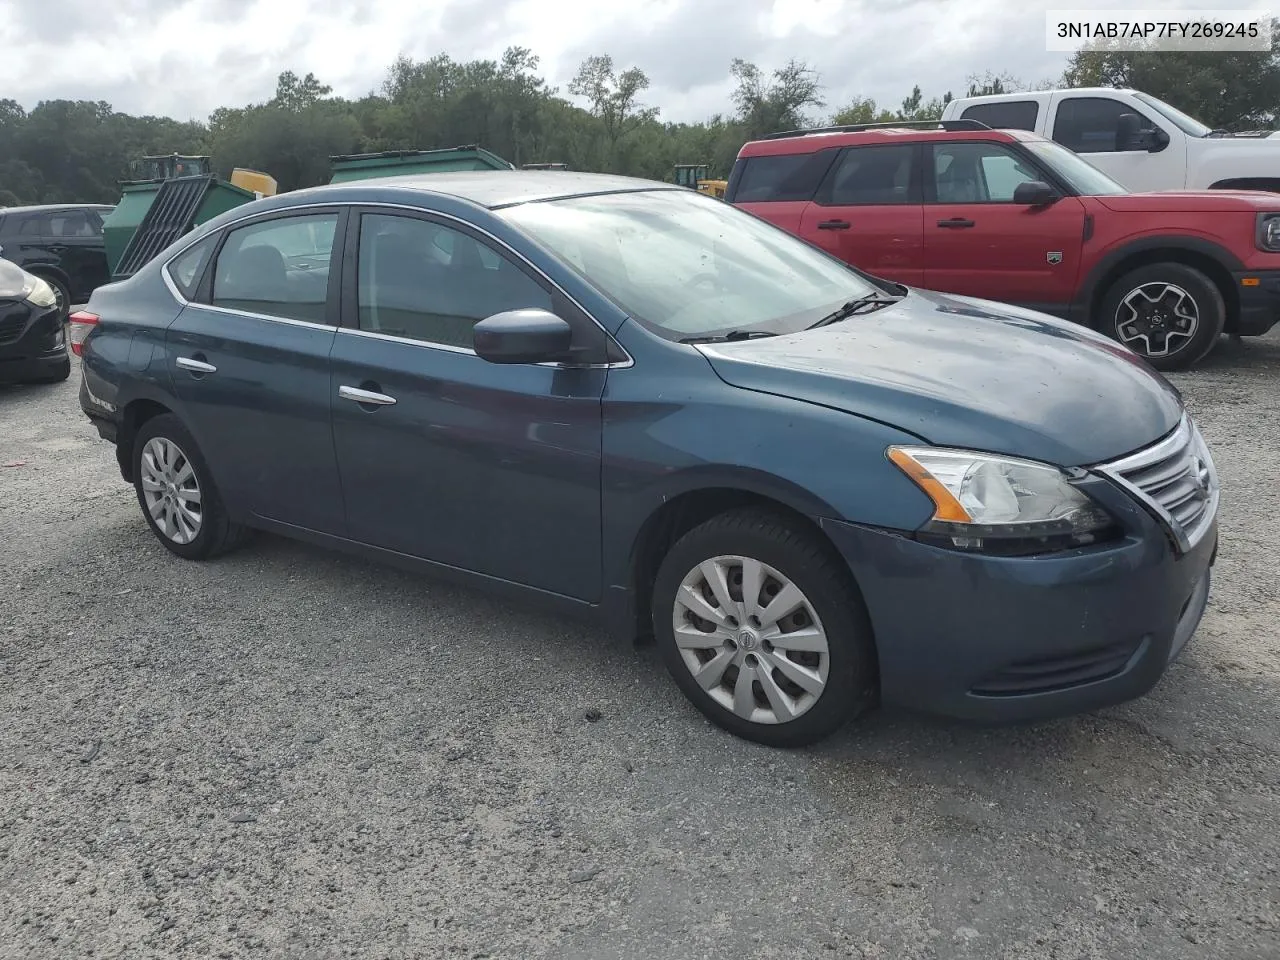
[{"x1": 1072, "y1": 233, "x2": 1244, "y2": 325}]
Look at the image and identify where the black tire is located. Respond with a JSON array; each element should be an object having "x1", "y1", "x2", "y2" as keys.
[
  {"x1": 132, "y1": 413, "x2": 247, "y2": 560},
  {"x1": 651, "y1": 509, "x2": 877, "y2": 748},
  {"x1": 1098, "y1": 263, "x2": 1225, "y2": 371}
]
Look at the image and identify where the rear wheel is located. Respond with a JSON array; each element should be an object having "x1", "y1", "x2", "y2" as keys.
[
  {"x1": 1098, "y1": 263, "x2": 1225, "y2": 371},
  {"x1": 132, "y1": 414, "x2": 246, "y2": 560},
  {"x1": 652, "y1": 509, "x2": 877, "y2": 747}
]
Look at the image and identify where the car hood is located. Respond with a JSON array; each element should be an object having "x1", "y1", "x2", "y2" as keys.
[
  {"x1": 1092, "y1": 190, "x2": 1278, "y2": 213},
  {"x1": 695, "y1": 290, "x2": 1183, "y2": 467}
]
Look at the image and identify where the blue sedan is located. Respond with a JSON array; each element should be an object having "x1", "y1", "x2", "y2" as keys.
[{"x1": 73, "y1": 171, "x2": 1219, "y2": 746}]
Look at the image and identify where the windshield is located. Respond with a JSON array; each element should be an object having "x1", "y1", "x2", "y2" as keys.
[
  {"x1": 1132, "y1": 92, "x2": 1212, "y2": 138},
  {"x1": 499, "y1": 189, "x2": 879, "y2": 339},
  {"x1": 1023, "y1": 139, "x2": 1129, "y2": 196}
]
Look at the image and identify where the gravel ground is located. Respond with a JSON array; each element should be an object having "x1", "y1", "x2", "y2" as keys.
[{"x1": 1, "y1": 333, "x2": 1278, "y2": 960}]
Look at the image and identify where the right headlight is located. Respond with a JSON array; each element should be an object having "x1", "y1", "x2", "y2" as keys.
[
  {"x1": 23, "y1": 274, "x2": 57, "y2": 309},
  {"x1": 888, "y1": 446, "x2": 1120, "y2": 556}
]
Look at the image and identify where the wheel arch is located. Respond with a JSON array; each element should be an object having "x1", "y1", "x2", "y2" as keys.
[
  {"x1": 1078, "y1": 237, "x2": 1240, "y2": 333},
  {"x1": 617, "y1": 481, "x2": 872, "y2": 653},
  {"x1": 115, "y1": 396, "x2": 176, "y2": 482}
]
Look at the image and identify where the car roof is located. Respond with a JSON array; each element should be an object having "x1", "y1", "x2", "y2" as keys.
[
  {"x1": 0, "y1": 203, "x2": 113, "y2": 215},
  {"x1": 739, "y1": 126, "x2": 1043, "y2": 156},
  {"x1": 292, "y1": 170, "x2": 683, "y2": 210}
]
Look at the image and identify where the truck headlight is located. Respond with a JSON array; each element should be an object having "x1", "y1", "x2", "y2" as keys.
[
  {"x1": 1256, "y1": 213, "x2": 1280, "y2": 252},
  {"x1": 888, "y1": 446, "x2": 1119, "y2": 556}
]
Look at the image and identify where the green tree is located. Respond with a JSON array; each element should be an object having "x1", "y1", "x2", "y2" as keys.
[
  {"x1": 568, "y1": 54, "x2": 658, "y2": 165},
  {"x1": 1062, "y1": 20, "x2": 1280, "y2": 129},
  {"x1": 730, "y1": 58, "x2": 824, "y2": 136}
]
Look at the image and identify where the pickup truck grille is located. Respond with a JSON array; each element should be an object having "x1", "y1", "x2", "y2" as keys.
[{"x1": 1095, "y1": 415, "x2": 1218, "y2": 554}]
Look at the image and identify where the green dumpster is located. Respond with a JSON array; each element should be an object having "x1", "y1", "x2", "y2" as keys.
[
  {"x1": 329, "y1": 145, "x2": 515, "y2": 183},
  {"x1": 101, "y1": 155, "x2": 258, "y2": 279}
]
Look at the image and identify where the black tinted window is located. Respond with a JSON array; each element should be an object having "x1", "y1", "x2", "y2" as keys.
[
  {"x1": 17, "y1": 214, "x2": 54, "y2": 236},
  {"x1": 1053, "y1": 97, "x2": 1154, "y2": 153},
  {"x1": 168, "y1": 235, "x2": 217, "y2": 299},
  {"x1": 731, "y1": 153, "x2": 828, "y2": 202},
  {"x1": 357, "y1": 213, "x2": 552, "y2": 350},
  {"x1": 960, "y1": 101, "x2": 1039, "y2": 131},
  {"x1": 211, "y1": 213, "x2": 338, "y2": 323},
  {"x1": 823, "y1": 144, "x2": 917, "y2": 205}
]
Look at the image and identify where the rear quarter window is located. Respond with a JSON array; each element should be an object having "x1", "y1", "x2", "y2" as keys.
[
  {"x1": 729, "y1": 150, "x2": 834, "y2": 203},
  {"x1": 960, "y1": 101, "x2": 1040, "y2": 131}
]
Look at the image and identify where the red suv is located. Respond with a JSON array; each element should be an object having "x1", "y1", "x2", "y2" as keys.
[{"x1": 726, "y1": 120, "x2": 1280, "y2": 370}]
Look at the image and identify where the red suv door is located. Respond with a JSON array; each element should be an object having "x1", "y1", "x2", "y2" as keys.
[
  {"x1": 729, "y1": 149, "x2": 840, "y2": 236},
  {"x1": 797, "y1": 142, "x2": 925, "y2": 287},
  {"x1": 922, "y1": 139, "x2": 1085, "y2": 315}
]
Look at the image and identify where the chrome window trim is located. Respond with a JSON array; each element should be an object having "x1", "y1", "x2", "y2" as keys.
[
  {"x1": 1093, "y1": 414, "x2": 1219, "y2": 555},
  {"x1": 158, "y1": 199, "x2": 634, "y2": 369}
]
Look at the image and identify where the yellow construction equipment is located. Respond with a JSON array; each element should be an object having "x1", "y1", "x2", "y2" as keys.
[
  {"x1": 230, "y1": 168, "x2": 278, "y2": 198},
  {"x1": 674, "y1": 163, "x2": 727, "y2": 199}
]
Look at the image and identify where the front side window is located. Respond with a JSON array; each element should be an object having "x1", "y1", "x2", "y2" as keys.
[
  {"x1": 500, "y1": 188, "x2": 877, "y2": 341},
  {"x1": 17, "y1": 214, "x2": 54, "y2": 236},
  {"x1": 1021, "y1": 139, "x2": 1128, "y2": 196},
  {"x1": 1052, "y1": 97, "x2": 1157, "y2": 153},
  {"x1": 823, "y1": 144, "x2": 917, "y2": 205},
  {"x1": 932, "y1": 142, "x2": 1044, "y2": 203},
  {"x1": 211, "y1": 213, "x2": 338, "y2": 323},
  {"x1": 356, "y1": 213, "x2": 552, "y2": 349}
]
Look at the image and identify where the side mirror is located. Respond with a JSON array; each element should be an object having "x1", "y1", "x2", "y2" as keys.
[
  {"x1": 473, "y1": 308, "x2": 574, "y2": 364},
  {"x1": 1147, "y1": 127, "x2": 1170, "y2": 152},
  {"x1": 1013, "y1": 180, "x2": 1059, "y2": 206}
]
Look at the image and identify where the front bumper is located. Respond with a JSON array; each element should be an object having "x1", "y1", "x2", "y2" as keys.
[
  {"x1": 0, "y1": 301, "x2": 69, "y2": 383},
  {"x1": 820, "y1": 483, "x2": 1217, "y2": 723},
  {"x1": 1233, "y1": 269, "x2": 1280, "y2": 336}
]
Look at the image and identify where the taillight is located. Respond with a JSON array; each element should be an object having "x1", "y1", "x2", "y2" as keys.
[{"x1": 68, "y1": 311, "x2": 99, "y2": 357}]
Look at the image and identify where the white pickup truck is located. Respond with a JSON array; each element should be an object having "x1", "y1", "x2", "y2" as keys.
[{"x1": 940, "y1": 87, "x2": 1280, "y2": 193}]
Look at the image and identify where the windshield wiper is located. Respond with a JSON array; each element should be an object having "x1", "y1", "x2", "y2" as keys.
[
  {"x1": 808, "y1": 293, "x2": 903, "y2": 329},
  {"x1": 679, "y1": 330, "x2": 778, "y2": 344}
]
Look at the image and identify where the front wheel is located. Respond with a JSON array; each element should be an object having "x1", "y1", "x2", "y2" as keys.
[
  {"x1": 1098, "y1": 263, "x2": 1225, "y2": 371},
  {"x1": 652, "y1": 509, "x2": 877, "y2": 748}
]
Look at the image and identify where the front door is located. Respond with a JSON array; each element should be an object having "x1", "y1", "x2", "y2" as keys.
[
  {"x1": 165, "y1": 208, "x2": 348, "y2": 534},
  {"x1": 328, "y1": 209, "x2": 606, "y2": 601},
  {"x1": 922, "y1": 140, "x2": 1085, "y2": 314},
  {"x1": 1048, "y1": 94, "x2": 1187, "y2": 192},
  {"x1": 797, "y1": 142, "x2": 925, "y2": 287}
]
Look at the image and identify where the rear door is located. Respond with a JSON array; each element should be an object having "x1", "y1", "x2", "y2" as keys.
[
  {"x1": 165, "y1": 207, "x2": 348, "y2": 534},
  {"x1": 47, "y1": 208, "x2": 110, "y2": 301},
  {"x1": 727, "y1": 149, "x2": 839, "y2": 235},
  {"x1": 796, "y1": 142, "x2": 924, "y2": 286},
  {"x1": 922, "y1": 139, "x2": 1085, "y2": 314}
]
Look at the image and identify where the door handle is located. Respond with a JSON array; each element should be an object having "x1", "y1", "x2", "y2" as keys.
[
  {"x1": 817, "y1": 219, "x2": 851, "y2": 230},
  {"x1": 339, "y1": 385, "x2": 396, "y2": 406},
  {"x1": 936, "y1": 218, "x2": 975, "y2": 229},
  {"x1": 176, "y1": 356, "x2": 217, "y2": 374}
]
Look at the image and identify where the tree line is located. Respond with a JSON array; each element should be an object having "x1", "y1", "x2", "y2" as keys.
[{"x1": 1, "y1": 33, "x2": 1278, "y2": 206}]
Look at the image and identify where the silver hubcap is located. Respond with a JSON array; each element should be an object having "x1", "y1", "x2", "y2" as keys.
[
  {"x1": 140, "y1": 437, "x2": 202, "y2": 544},
  {"x1": 672, "y1": 555, "x2": 830, "y2": 725},
  {"x1": 1116, "y1": 282, "x2": 1199, "y2": 357}
]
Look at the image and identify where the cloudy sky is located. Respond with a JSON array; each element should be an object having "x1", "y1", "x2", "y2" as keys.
[{"x1": 0, "y1": 0, "x2": 1249, "y2": 124}]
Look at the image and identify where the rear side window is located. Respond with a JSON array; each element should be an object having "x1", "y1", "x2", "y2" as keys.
[
  {"x1": 960, "y1": 101, "x2": 1039, "y2": 131},
  {"x1": 167, "y1": 235, "x2": 217, "y2": 299},
  {"x1": 17, "y1": 214, "x2": 54, "y2": 236},
  {"x1": 211, "y1": 213, "x2": 339, "y2": 323},
  {"x1": 730, "y1": 152, "x2": 831, "y2": 202},
  {"x1": 819, "y1": 144, "x2": 918, "y2": 205}
]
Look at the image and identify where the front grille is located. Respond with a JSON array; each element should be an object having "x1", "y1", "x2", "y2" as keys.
[
  {"x1": 971, "y1": 640, "x2": 1141, "y2": 696},
  {"x1": 1095, "y1": 415, "x2": 1219, "y2": 554},
  {"x1": 0, "y1": 310, "x2": 29, "y2": 344}
]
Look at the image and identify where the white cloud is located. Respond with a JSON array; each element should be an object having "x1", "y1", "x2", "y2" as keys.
[{"x1": 0, "y1": 0, "x2": 1237, "y2": 124}]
